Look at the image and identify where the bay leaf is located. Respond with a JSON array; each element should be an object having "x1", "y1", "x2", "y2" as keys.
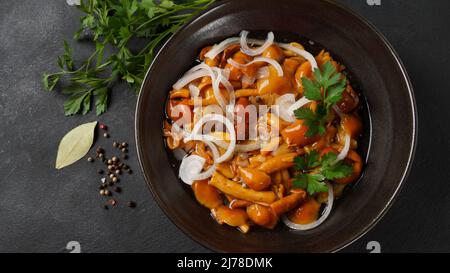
[{"x1": 55, "y1": 121, "x2": 97, "y2": 169}]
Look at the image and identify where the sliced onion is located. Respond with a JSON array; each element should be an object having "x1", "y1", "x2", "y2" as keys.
[
  {"x1": 282, "y1": 182, "x2": 334, "y2": 230},
  {"x1": 179, "y1": 155, "x2": 216, "y2": 185},
  {"x1": 184, "y1": 63, "x2": 233, "y2": 111},
  {"x1": 214, "y1": 67, "x2": 235, "y2": 95},
  {"x1": 256, "y1": 66, "x2": 270, "y2": 79},
  {"x1": 242, "y1": 75, "x2": 256, "y2": 86},
  {"x1": 287, "y1": 96, "x2": 311, "y2": 114},
  {"x1": 178, "y1": 138, "x2": 220, "y2": 185},
  {"x1": 236, "y1": 141, "x2": 262, "y2": 152},
  {"x1": 210, "y1": 67, "x2": 233, "y2": 110},
  {"x1": 185, "y1": 114, "x2": 236, "y2": 163},
  {"x1": 204, "y1": 37, "x2": 240, "y2": 60},
  {"x1": 179, "y1": 155, "x2": 204, "y2": 185},
  {"x1": 332, "y1": 134, "x2": 351, "y2": 165},
  {"x1": 274, "y1": 95, "x2": 311, "y2": 123},
  {"x1": 173, "y1": 69, "x2": 211, "y2": 90},
  {"x1": 188, "y1": 84, "x2": 200, "y2": 98},
  {"x1": 187, "y1": 62, "x2": 209, "y2": 73},
  {"x1": 227, "y1": 57, "x2": 283, "y2": 77},
  {"x1": 240, "y1": 30, "x2": 274, "y2": 56},
  {"x1": 278, "y1": 43, "x2": 318, "y2": 70},
  {"x1": 273, "y1": 94, "x2": 296, "y2": 122}
]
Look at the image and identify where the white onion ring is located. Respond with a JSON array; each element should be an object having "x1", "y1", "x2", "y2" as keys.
[
  {"x1": 185, "y1": 114, "x2": 236, "y2": 163},
  {"x1": 273, "y1": 94, "x2": 296, "y2": 122},
  {"x1": 256, "y1": 66, "x2": 270, "y2": 79},
  {"x1": 227, "y1": 57, "x2": 283, "y2": 77},
  {"x1": 210, "y1": 67, "x2": 233, "y2": 110},
  {"x1": 242, "y1": 75, "x2": 256, "y2": 86},
  {"x1": 278, "y1": 43, "x2": 318, "y2": 70},
  {"x1": 188, "y1": 84, "x2": 200, "y2": 98},
  {"x1": 179, "y1": 155, "x2": 205, "y2": 185},
  {"x1": 187, "y1": 62, "x2": 209, "y2": 73},
  {"x1": 186, "y1": 63, "x2": 233, "y2": 111},
  {"x1": 287, "y1": 96, "x2": 311, "y2": 114},
  {"x1": 173, "y1": 69, "x2": 210, "y2": 90},
  {"x1": 240, "y1": 31, "x2": 274, "y2": 56},
  {"x1": 332, "y1": 133, "x2": 351, "y2": 165},
  {"x1": 178, "y1": 138, "x2": 220, "y2": 185},
  {"x1": 204, "y1": 36, "x2": 269, "y2": 60},
  {"x1": 236, "y1": 141, "x2": 262, "y2": 152},
  {"x1": 282, "y1": 182, "x2": 334, "y2": 230},
  {"x1": 213, "y1": 67, "x2": 235, "y2": 99},
  {"x1": 204, "y1": 37, "x2": 240, "y2": 60},
  {"x1": 179, "y1": 154, "x2": 216, "y2": 185}
]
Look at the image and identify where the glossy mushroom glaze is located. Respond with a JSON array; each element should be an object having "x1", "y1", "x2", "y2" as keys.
[{"x1": 163, "y1": 32, "x2": 367, "y2": 233}]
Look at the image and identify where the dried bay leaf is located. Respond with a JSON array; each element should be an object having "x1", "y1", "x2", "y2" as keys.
[{"x1": 55, "y1": 121, "x2": 97, "y2": 169}]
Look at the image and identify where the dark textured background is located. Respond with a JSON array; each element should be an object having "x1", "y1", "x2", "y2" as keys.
[{"x1": 0, "y1": 0, "x2": 448, "y2": 253}]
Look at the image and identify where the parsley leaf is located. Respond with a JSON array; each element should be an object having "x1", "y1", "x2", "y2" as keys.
[
  {"x1": 43, "y1": 0, "x2": 216, "y2": 116},
  {"x1": 294, "y1": 104, "x2": 327, "y2": 137},
  {"x1": 292, "y1": 150, "x2": 354, "y2": 195},
  {"x1": 63, "y1": 91, "x2": 91, "y2": 116},
  {"x1": 293, "y1": 173, "x2": 327, "y2": 196},
  {"x1": 320, "y1": 152, "x2": 354, "y2": 180},
  {"x1": 93, "y1": 87, "x2": 108, "y2": 116},
  {"x1": 302, "y1": 77, "x2": 322, "y2": 101},
  {"x1": 294, "y1": 150, "x2": 320, "y2": 171},
  {"x1": 295, "y1": 61, "x2": 347, "y2": 136}
]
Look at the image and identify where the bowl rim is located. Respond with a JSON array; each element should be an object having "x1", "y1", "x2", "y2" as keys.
[{"x1": 134, "y1": 0, "x2": 418, "y2": 252}]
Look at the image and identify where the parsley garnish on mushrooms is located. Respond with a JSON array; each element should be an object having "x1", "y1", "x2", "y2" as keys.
[
  {"x1": 292, "y1": 150, "x2": 353, "y2": 195},
  {"x1": 294, "y1": 61, "x2": 347, "y2": 137},
  {"x1": 43, "y1": 0, "x2": 216, "y2": 116}
]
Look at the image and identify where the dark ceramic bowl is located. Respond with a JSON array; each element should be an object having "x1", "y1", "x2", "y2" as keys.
[{"x1": 135, "y1": 0, "x2": 417, "y2": 252}]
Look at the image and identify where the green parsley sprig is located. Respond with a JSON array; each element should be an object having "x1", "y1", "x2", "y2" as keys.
[
  {"x1": 292, "y1": 150, "x2": 353, "y2": 195},
  {"x1": 294, "y1": 61, "x2": 347, "y2": 137},
  {"x1": 43, "y1": 0, "x2": 216, "y2": 116}
]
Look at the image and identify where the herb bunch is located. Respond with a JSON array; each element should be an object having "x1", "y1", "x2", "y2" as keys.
[
  {"x1": 292, "y1": 150, "x2": 353, "y2": 195},
  {"x1": 294, "y1": 61, "x2": 347, "y2": 137},
  {"x1": 43, "y1": 0, "x2": 216, "y2": 116}
]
